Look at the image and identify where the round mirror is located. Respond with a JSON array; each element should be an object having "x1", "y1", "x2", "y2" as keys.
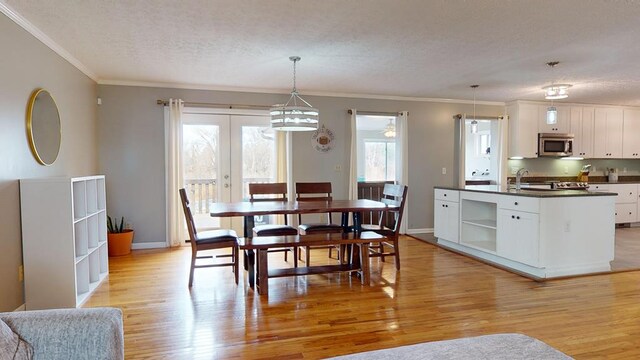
[{"x1": 26, "y1": 89, "x2": 61, "y2": 165}]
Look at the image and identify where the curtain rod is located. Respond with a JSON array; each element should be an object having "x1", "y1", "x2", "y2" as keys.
[
  {"x1": 453, "y1": 114, "x2": 503, "y2": 121},
  {"x1": 348, "y1": 109, "x2": 402, "y2": 116},
  {"x1": 156, "y1": 99, "x2": 271, "y2": 110}
]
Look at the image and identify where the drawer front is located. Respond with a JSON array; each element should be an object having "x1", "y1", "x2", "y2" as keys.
[
  {"x1": 608, "y1": 184, "x2": 637, "y2": 204},
  {"x1": 435, "y1": 189, "x2": 459, "y2": 202},
  {"x1": 589, "y1": 184, "x2": 610, "y2": 192},
  {"x1": 498, "y1": 195, "x2": 540, "y2": 213},
  {"x1": 615, "y1": 203, "x2": 637, "y2": 224}
]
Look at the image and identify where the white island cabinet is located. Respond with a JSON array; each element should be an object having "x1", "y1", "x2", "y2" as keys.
[
  {"x1": 20, "y1": 176, "x2": 108, "y2": 309},
  {"x1": 433, "y1": 186, "x2": 616, "y2": 279}
]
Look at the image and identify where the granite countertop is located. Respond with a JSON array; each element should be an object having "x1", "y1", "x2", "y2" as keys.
[
  {"x1": 435, "y1": 185, "x2": 617, "y2": 198},
  {"x1": 506, "y1": 175, "x2": 640, "y2": 185}
]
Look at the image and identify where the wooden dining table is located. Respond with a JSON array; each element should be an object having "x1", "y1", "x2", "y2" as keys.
[{"x1": 209, "y1": 199, "x2": 395, "y2": 288}]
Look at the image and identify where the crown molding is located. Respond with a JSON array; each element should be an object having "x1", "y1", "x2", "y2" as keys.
[
  {"x1": 0, "y1": 1, "x2": 97, "y2": 81},
  {"x1": 98, "y1": 79, "x2": 505, "y2": 106}
]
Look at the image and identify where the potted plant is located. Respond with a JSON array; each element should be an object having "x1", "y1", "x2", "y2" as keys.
[{"x1": 107, "y1": 216, "x2": 134, "y2": 256}]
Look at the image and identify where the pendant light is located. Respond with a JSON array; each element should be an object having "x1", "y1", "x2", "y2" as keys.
[
  {"x1": 543, "y1": 61, "x2": 570, "y2": 125},
  {"x1": 270, "y1": 56, "x2": 319, "y2": 131},
  {"x1": 470, "y1": 85, "x2": 479, "y2": 134}
]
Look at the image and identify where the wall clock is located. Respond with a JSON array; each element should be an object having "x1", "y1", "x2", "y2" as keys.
[{"x1": 311, "y1": 124, "x2": 334, "y2": 152}]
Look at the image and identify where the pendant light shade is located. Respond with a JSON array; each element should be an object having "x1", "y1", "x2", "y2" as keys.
[
  {"x1": 270, "y1": 56, "x2": 319, "y2": 131},
  {"x1": 546, "y1": 106, "x2": 558, "y2": 124}
]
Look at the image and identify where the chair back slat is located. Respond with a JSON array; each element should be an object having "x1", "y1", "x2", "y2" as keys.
[
  {"x1": 249, "y1": 182, "x2": 288, "y2": 202},
  {"x1": 295, "y1": 182, "x2": 334, "y2": 224},
  {"x1": 179, "y1": 188, "x2": 198, "y2": 247}
]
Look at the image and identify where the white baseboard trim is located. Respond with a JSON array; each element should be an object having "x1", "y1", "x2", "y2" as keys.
[
  {"x1": 13, "y1": 304, "x2": 26, "y2": 312},
  {"x1": 131, "y1": 242, "x2": 168, "y2": 250},
  {"x1": 406, "y1": 228, "x2": 433, "y2": 234}
]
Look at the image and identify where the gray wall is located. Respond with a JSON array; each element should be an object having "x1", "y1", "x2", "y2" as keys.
[
  {"x1": 97, "y1": 84, "x2": 503, "y2": 243},
  {"x1": 0, "y1": 14, "x2": 98, "y2": 311}
]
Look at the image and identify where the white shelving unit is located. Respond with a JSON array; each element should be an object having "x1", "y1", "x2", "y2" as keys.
[{"x1": 20, "y1": 175, "x2": 108, "y2": 309}]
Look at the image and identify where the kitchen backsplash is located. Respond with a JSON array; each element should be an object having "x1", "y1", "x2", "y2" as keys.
[{"x1": 507, "y1": 158, "x2": 640, "y2": 177}]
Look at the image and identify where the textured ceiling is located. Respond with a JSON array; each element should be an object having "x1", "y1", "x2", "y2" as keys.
[{"x1": 4, "y1": 0, "x2": 640, "y2": 105}]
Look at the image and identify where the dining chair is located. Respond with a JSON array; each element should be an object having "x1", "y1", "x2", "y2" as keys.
[
  {"x1": 361, "y1": 184, "x2": 408, "y2": 270},
  {"x1": 179, "y1": 188, "x2": 239, "y2": 287},
  {"x1": 249, "y1": 182, "x2": 299, "y2": 267},
  {"x1": 295, "y1": 182, "x2": 344, "y2": 264}
]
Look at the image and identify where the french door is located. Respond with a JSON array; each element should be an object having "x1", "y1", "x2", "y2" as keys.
[{"x1": 182, "y1": 110, "x2": 276, "y2": 235}]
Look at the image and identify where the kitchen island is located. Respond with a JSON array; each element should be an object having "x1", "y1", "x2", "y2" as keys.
[{"x1": 434, "y1": 185, "x2": 616, "y2": 279}]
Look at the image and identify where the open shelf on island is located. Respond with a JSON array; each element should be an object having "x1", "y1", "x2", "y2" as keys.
[{"x1": 461, "y1": 219, "x2": 497, "y2": 229}]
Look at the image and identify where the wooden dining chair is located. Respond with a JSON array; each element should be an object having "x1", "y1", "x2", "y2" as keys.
[
  {"x1": 179, "y1": 188, "x2": 239, "y2": 287},
  {"x1": 249, "y1": 183, "x2": 299, "y2": 267},
  {"x1": 295, "y1": 182, "x2": 344, "y2": 264},
  {"x1": 361, "y1": 184, "x2": 408, "y2": 270}
]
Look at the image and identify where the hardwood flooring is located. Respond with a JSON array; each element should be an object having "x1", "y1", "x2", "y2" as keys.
[
  {"x1": 85, "y1": 236, "x2": 640, "y2": 359},
  {"x1": 611, "y1": 227, "x2": 640, "y2": 271}
]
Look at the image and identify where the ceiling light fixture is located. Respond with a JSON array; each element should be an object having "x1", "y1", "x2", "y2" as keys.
[
  {"x1": 270, "y1": 56, "x2": 319, "y2": 131},
  {"x1": 383, "y1": 119, "x2": 396, "y2": 138},
  {"x1": 543, "y1": 61, "x2": 571, "y2": 125},
  {"x1": 470, "y1": 85, "x2": 479, "y2": 134}
]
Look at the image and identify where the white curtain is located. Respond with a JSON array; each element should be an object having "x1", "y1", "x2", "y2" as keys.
[
  {"x1": 396, "y1": 111, "x2": 409, "y2": 234},
  {"x1": 348, "y1": 109, "x2": 359, "y2": 200},
  {"x1": 166, "y1": 99, "x2": 185, "y2": 247},
  {"x1": 276, "y1": 131, "x2": 288, "y2": 225}
]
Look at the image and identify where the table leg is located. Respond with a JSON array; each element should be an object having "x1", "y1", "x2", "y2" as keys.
[
  {"x1": 245, "y1": 250, "x2": 255, "y2": 288},
  {"x1": 341, "y1": 212, "x2": 349, "y2": 233},
  {"x1": 359, "y1": 243, "x2": 370, "y2": 285},
  {"x1": 353, "y1": 211, "x2": 362, "y2": 234},
  {"x1": 257, "y1": 249, "x2": 268, "y2": 295}
]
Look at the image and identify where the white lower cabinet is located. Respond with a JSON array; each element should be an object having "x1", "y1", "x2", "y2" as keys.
[
  {"x1": 497, "y1": 209, "x2": 540, "y2": 267},
  {"x1": 434, "y1": 199, "x2": 459, "y2": 243},
  {"x1": 593, "y1": 183, "x2": 639, "y2": 224}
]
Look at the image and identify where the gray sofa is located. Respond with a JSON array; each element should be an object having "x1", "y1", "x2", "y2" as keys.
[{"x1": 0, "y1": 307, "x2": 124, "y2": 360}]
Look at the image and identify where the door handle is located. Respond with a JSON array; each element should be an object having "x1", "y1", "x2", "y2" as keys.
[
  {"x1": 224, "y1": 184, "x2": 229, "y2": 188},
  {"x1": 224, "y1": 175, "x2": 229, "y2": 179}
]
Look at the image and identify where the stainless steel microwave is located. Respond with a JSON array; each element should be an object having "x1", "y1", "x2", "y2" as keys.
[{"x1": 538, "y1": 133, "x2": 574, "y2": 157}]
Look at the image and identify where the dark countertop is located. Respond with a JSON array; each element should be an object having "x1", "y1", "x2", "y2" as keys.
[
  {"x1": 506, "y1": 175, "x2": 640, "y2": 185},
  {"x1": 435, "y1": 185, "x2": 617, "y2": 198}
]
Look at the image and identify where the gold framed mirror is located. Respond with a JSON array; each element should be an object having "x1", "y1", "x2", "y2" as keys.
[{"x1": 26, "y1": 88, "x2": 61, "y2": 166}]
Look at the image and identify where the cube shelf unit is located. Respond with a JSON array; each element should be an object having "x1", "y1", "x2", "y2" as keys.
[
  {"x1": 20, "y1": 175, "x2": 108, "y2": 309},
  {"x1": 460, "y1": 197, "x2": 498, "y2": 254}
]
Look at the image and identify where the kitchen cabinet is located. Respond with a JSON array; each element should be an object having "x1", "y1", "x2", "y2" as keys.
[
  {"x1": 497, "y1": 209, "x2": 539, "y2": 267},
  {"x1": 538, "y1": 105, "x2": 569, "y2": 133},
  {"x1": 434, "y1": 189, "x2": 460, "y2": 243},
  {"x1": 570, "y1": 107, "x2": 594, "y2": 158},
  {"x1": 507, "y1": 102, "x2": 539, "y2": 158},
  {"x1": 593, "y1": 107, "x2": 623, "y2": 158},
  {"x1": 623, "y1": 109, "x2": 640, "y2": 158},
  {"x1": 590, "y1": 183, "x2": 638, "y2": 224}
]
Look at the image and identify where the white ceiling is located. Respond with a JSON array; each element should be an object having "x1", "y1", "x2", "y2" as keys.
[{"x1": 4, "y1": 0, "x2": 640, "y2": 105}]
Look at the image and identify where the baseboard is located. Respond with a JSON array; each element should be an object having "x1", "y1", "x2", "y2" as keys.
[
  {"x1": 13, "y1": 304, "x2": 25, "y2": 312},
  {"x1": 406, "y1": 228, "x2": 433, "y2": 234},
  {"x1": 131, "y1": 242, "x2": 168, "y2": 250}
]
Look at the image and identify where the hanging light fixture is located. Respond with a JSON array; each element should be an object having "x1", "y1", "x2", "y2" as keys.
[
  {"x1": 543, "y1": 61, "x2": 571, "y2": 125},
  {"x1": 470, "y1": 85, "x2": 479, "y2": 134},
  {"x1": 383, "y1": 119, "x2": 396, "y2": 138},
  {"x1": 270, "y1": 56, "x2": 319, "y2": 131}
]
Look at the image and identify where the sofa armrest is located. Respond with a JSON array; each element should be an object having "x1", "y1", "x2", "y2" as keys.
[{"x1": 0, "y1": 307, "x2": 124, "y2": 360}]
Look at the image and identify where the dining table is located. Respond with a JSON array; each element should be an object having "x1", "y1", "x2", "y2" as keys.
[{"x1": 209, "y1": 199, "x2": 395, "y2": 288}]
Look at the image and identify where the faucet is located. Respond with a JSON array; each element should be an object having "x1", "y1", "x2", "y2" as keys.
[{"x1": 515, "y1": 168, "x2": 529, "y2": 190}]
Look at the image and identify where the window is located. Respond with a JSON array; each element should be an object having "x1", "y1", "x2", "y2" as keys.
[{"x1": 364, "y1": 140, "x2": 396, "y2": 181}]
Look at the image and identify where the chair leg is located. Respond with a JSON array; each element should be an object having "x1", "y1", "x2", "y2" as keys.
[
  {"x1": 233, "y1": 246, "x2": 239, "y2": 284},
  {"x1": 306, "y1": 246, "x2": 311, "y2": 265},
  {"x1": 293, "y1": 246, "x2": 298, "y2": 268},
  {"x1": 188, "y1": 250, "x2": 197, "y2": 287},
  {"x1": 379, "y1": 242, "x2": 386, "y2": 262},
  {"x1": 284, "y1": 248, "x2": 288, "y2": 261},
  {"x1": 393, "y1": 237, "x2": 400, "y2": 270}
]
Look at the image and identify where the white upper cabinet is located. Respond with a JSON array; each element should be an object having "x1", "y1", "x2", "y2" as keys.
[
  {"x1": 623, "y1": 109, "x2": 640, "y2": 158},
  {"x1": 570, "y1": 107, "x2": 595, "y2": 158},
  {"x1": 538, "y1": 105, "x2": 570, "y2": 133},
  {"x1": 593, "y1": 107, "x2": 623, "y2": 158},
  {"x1": 507, "y1": 102, "x2": 539, "y2": 158}
]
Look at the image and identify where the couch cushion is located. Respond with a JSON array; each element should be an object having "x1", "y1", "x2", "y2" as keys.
[{"x1": 0, "y1": 318, "x2": 33, "y2": 360}]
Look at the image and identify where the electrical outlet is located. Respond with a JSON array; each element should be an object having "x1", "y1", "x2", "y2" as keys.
[
  {"x1": 564, "y1": 166, "x2": 569, "y2": 174},
  {"x1": 442, "y1": 167, "x2": 447, "y2": 175},
  {"x1": 564, "y1": 221, "x2": 571, "y2": 232},
  {"x1": 334, "y1": 165, "x2": 341, "y2": 172},
  {"x1": 125, "y1": 222, "x2": 132, "y2": 229},
  {"x1": 511, "y1": 167, "x2": 518, "y2": 175},
  {"x1": 18, "y1": 265, "x2": 24, "y2": 282}
]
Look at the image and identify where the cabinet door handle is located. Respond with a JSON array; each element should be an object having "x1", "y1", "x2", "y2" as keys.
[
  {"x1": 516, "y1": 216, "x2": 521, "y2": 220},
  {"x1": 444, "y1": 194, "x2": 447, "y2": 196},
  {"x1": 514, "y1": 202, "x2": 518, "y2": 205},
  {"x1": 511, "y1": 215, "x2": 515, "y2": 219}
]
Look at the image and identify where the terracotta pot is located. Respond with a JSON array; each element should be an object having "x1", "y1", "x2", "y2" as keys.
[{"x1": 108, "y1": 229, "x2": 134, "y2": 256}]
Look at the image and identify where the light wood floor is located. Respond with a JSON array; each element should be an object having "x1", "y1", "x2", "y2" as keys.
[{"x1": 85, "y1": 236, "x2": 640, "y2": 359}]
